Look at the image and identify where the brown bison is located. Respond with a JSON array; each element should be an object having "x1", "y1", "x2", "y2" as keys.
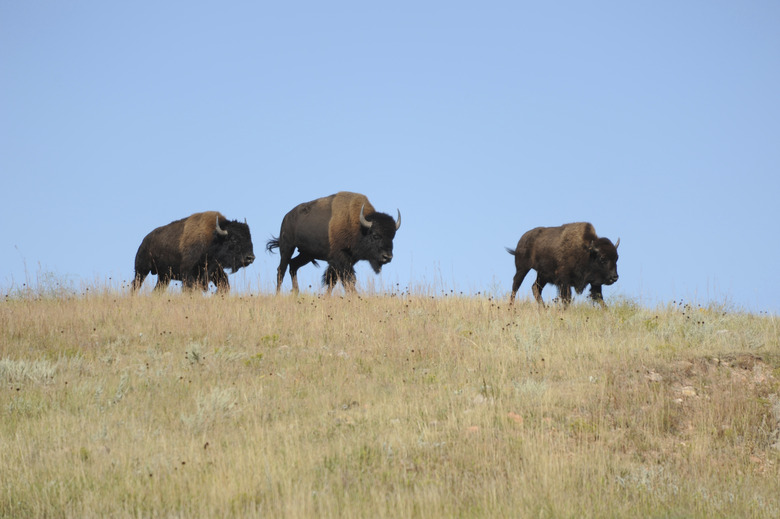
[
  {"x1": 132, "y1": 211, "x2": 255, "y2": 293},
  {"x1": 266, "y1": 192, "x2": 401, "y2": 293},
  {"x1": 507, "y1": 222, "x2": 619, "y2": 307}
]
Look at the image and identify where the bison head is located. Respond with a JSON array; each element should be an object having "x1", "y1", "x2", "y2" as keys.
[
  {"x1": 211, "y1": 216, "x2": 256, "y2": 273},
  {"x1": 356, "y1": 205, "x2": 401, "y2": 273},
  {"x1": 587, "y1": 237, "x2": 619, "y2": 286}
]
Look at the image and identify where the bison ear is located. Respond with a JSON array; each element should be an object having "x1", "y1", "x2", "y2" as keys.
[
  {"x1": 587, "y1": 240, "x2": 599, "y2": 258},
  {"x1": 614, "y1": 238, "x2": 620, "y2": 249}
]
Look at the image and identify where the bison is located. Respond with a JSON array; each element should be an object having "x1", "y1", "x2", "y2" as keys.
[
  {"x1": 507, "y1": 222, "x2": 619, "y2": 307},
  {"x1": 266, "y1": 191, "x2": 401, "y2": 294},
  {"x1": 131, "y1": 211, "x2": 255, "y2": 293}
]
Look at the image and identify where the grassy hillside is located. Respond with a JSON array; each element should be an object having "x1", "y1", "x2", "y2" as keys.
[{"x1": 1, "y1": 288, "x2": 779, "y2": 517}]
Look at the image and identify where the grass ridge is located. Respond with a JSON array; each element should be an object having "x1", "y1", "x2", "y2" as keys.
[{"x1": 1, "y1": 289, "x2": 778, "y2": 517}]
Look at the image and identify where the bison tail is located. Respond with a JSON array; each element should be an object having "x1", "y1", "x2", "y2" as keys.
[{"x1": 266, "y1": 237, "x2": 280, "y2": 253}]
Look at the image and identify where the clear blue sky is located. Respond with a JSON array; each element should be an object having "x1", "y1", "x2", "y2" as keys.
[{"x1": 2, "y1": 1, "x2": 779, "y2": 312}]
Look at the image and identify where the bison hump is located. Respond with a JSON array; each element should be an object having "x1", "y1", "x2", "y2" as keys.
[
  {"x1": 179, "y1": 211, "x2": 225, "y2": 266},
  {"x1": 328, "y1": 192, "x2": 375, "y2": 251},
  {"x1": 558, "y1": 222, "x2": 597, "y2": 251}
]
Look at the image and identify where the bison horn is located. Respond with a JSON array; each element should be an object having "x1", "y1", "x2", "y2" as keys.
[
  {"x1": 359, "y1": 204, "x2": 373, "y2": 229},
  {"x1": 395, "y1": 209, "x2": 401, "y2": 230},
  {"x1": 215, "y1": 215, "x2": 228, "y2": 237},
  {"x1": 614, "y1": 237, "x2": 620, "y2": 249}
]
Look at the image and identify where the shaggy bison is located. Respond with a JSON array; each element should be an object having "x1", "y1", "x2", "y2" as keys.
[
  {"x1": 507, "y1": 222, "x2": 619, "y2": 307},
  {"x1": 266, "y1": 191, "x2": 401, "y2": 293},
  {"x1": 132, "y1": 211, "x2": 255, "y2": 293}
]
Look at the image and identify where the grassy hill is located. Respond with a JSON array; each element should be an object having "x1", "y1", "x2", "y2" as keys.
[{"x1": 1, "y1": 287, "x2": 779, "y2": 517}]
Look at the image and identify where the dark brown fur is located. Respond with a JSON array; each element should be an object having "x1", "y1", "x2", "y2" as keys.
[
  {"x1": 132, "y1": 211, "x2": 255, "y2": 293},
  {"x1": 266, "y1": 192, "x2": 400, "y2": 294},
  {"x1": 507, "y1": 222, "x2": 619, "y2": 307}
]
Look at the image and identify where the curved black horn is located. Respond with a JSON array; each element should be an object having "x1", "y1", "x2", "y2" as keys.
[
  {"x1": 395, "y1": 209, "x2": 401, "y2": 231},
  {"x1": 359, "y1": 204, "x2": 372, "y2": 229},
  {"x1": 215, "y1": 215, "x2": 228, "y2": 236}
]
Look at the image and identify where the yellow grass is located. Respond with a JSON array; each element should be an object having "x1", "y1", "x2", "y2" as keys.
[{"x1": 1, "y1": 286, "x2": 779, "y2": 517}]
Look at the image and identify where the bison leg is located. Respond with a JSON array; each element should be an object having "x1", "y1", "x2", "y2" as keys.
[
  {"x1": 132, "y1": 252, "x2": 153, "y2": 292},
  {"x1": 180, "y1": 275, "x2": 196, "y2": 292},
  {"x1": 323, "y1": 263, "x2": 356, "y2": 294},
  {"x1": 211, "y1": 268, "x2": 230, "y2": 293},
  {"x1": 340, "y1": 266, "x2": 357, "y2": 293},
  {"x1": 323, "y1": 265, "x2": 339, "y2": 294},
  {"x1": 289, "y1": 253, "x2": 315, "y2": 293},
  {"x1": 131, "y1": 272, "x2": 148, "y2": 292},
  {"x1": 275, "y1": 244, "x2": 296, "y2": 293},
  {"x1": 275, "y1": 266, "x2": 286, "y2": 293},
  {"x1": 196, "y1": 267, "x2": 211, "y2": 292},
  {"x1": 180, "y1": 267, "x2": 205, "y2": 293},
  {"x1": 323, "y1": 252, "x2": 357, "y2": 294},
  {"x1": 154, "y1": 272, "x2": 172, "y2": 293},
  {"x1": 531, "y1": 274, "x2": 547, "y2": 306},
  {"x1": 557, "y1": 284, "x2": 573, "y2": 307},
  {"x1": 589, "y1": 285, "x2": 607, "y2": 307},
  {"x1": 509, "y1": 266, "x2": 531, "y2": 305}
]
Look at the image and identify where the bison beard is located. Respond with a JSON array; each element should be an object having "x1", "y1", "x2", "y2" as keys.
[
  {"x1": 132, "y1": 212, "x2": 255, "y2": 293},
  {"x1": 266, "y1": 192, "x2": 400, "y2": 294},
  {"x1": 507, "y1": 222, "x2": 619, "y2": 307}
]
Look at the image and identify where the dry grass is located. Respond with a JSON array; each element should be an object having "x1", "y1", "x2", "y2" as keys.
[{"x1": 1, "y1": 286, "x2": 779, "y2": 517}]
